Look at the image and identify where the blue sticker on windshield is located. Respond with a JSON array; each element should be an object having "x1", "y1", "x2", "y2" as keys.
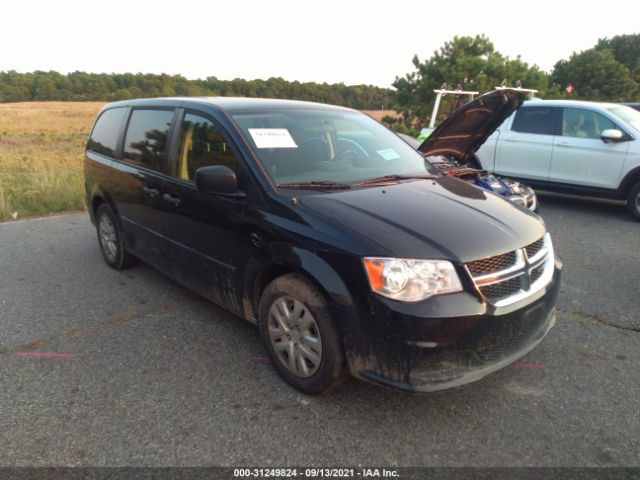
[{"x1": 377, "y1": 148, "x2": 400, "y2": 161}]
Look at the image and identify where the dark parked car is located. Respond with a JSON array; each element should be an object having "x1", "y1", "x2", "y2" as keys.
[{"x1": 84, "y1": 91, "x2": 561, "y2": 394}]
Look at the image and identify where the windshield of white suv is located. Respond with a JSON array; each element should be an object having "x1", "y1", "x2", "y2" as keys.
[
  {"x1": 231, "y1": 109, "x2": 437, "y2": 187},
  {"x1": 606, "y1": 105, "x2": 640, "y2": 132}
]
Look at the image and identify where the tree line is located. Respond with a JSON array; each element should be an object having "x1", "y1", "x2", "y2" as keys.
[
  {"x1": 1, "y1": 33, "x2": 638, "y2": 122},
  {"x1": 0, "y1": 71, "x2": 392, "y2": 110},
  {"x1": 390, "y1": 33, "x2": 640, "y2": 132}
]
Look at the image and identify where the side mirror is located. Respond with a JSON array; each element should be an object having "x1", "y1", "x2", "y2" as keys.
[
  {"x1": 195, "y1": 165, "x2": 242, "y2": 196},
  {"x1": 601, "y1": 129, "x2": 624, "y2": 143}
]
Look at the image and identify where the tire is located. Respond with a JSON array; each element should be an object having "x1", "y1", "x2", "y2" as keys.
[
  {"x1": 95, "y1": 203, "x2": 137, "y2": 270},
  {"x1": 258, "y1": 273, "x2": 346, "y2": 395},
  {"x1": 627, "y1": 182, "x2": 640, "y2": 220}
]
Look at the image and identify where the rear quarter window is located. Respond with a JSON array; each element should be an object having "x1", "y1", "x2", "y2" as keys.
[
  {"x1": 87, "y1": 107, "x2": 127, "y2": 157},
  {"x1": 511, "y1": 107, "x2": 561, "y2": 135}
]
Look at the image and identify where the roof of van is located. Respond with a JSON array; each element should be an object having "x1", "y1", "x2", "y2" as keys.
[{"x1": 101, "y1": 96, "x2": 355, "y2": 113}]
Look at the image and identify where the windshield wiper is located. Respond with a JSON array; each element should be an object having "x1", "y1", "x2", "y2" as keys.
[
  {"x1": 352, "y1": 174, "x2": 437, "y2": 186},
  {"x1": 276, "y1": 180, "x2": 352, "y2": 190}
]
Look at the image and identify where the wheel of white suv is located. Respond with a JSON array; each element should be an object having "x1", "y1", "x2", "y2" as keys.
[
  {"x1": 258, "y1": 273, "x2": 346, "y2": 394},
  {"x1": 628, "y1": 182, "x2": 640, "y2": 220},
  {"x1": 95, "y1": 203, "x2": 137, "y2": 269}
]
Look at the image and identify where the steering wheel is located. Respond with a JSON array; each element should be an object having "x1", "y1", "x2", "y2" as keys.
[{"x1": 332, "y1": 149, "x2": 362, "y2": 164}]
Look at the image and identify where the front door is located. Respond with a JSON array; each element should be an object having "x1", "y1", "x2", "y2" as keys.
[
  {"x1": 162, "y1": 111, "x2": 245, "y2": 313},
  {"x1": 549, "y1": 107, "x2": 630, "y2": 188}
]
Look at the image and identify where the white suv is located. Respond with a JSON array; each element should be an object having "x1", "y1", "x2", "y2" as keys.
[{"x1": 475, "y1": 100, "x2": 640, "y2": 219}]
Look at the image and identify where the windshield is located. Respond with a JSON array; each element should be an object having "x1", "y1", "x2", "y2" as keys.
[
  {"x1": 606, "y1": 105, "x2": 640, "y2": 131},
  {"x1": 231, "y1": 109, "x2": 436, "y2": 186}
]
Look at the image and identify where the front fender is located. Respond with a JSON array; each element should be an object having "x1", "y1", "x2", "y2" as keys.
[
  {"x1": 242, "y1": 244, "x2": 358, "y2": 325},
  {"x1": 475, "y1": 130, "x2": 500, "y2": 171}
]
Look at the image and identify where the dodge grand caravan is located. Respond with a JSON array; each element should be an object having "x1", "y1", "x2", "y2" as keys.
[{"x1": 84, "y1": 90, "x2": 562, "y2": 394}]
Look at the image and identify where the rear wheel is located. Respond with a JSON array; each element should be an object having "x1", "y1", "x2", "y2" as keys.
[
  {"x1": 96, "y1": 203, "x2": 136, "y2": 269},
  {"x1": 258, "y1": 273, "x2": 345, "y2": 394},
  {"x1": 627, "y1": 182, "x2": 640, "y2": 220}
]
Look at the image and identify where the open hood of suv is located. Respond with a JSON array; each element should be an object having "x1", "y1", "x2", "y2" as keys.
[{"x1": 418, "y1": 89, "x2": 525, "y2": 161}]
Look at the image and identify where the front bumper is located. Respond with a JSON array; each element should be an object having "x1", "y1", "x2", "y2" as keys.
[{"x1": 346, "y1": 259, "x2": 561, "y2": 393}]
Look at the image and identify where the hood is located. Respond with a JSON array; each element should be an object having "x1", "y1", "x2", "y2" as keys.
[
  {"x1": 300, "y1": 176, "x2": 544, "y2": 263},
  {"x1": 418, "y1": 89, "x2": 525, "y2": 161}
]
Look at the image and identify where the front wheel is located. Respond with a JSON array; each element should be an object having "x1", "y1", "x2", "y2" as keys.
[
  {"x1": 258, "y1": 273, "x2": 346, "y2": 395},
  {"x1": 95, "y1": 203, "x2": 137, "y2": 269},
  {"x1": 627, "y1": 182, "x2": 640, "y2": 220}
]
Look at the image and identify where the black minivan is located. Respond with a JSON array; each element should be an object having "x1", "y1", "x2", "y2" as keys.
[{"x1": 84, "y1": 90, "x2": 561, "y2": 394}]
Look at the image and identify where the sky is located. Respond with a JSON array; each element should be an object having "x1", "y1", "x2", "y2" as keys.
[{"x1": 2, "y1": 0, "x2": 639, "y2": 88}]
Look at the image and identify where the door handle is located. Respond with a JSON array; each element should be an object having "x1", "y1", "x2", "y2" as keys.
[
  {"x1": 557, "y1": 142, "x2": 571, "y2": 147},
  {"x1": 142, "y1": 186, "x2": 159, "y2": 197},
  {"x1": 163, "y1": 193, "x2": 181, "y2": 206}
]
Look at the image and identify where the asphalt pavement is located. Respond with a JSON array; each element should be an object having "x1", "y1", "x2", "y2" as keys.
[{"x1": 0, "y1": 195, "x2": 638, "y2": 467}]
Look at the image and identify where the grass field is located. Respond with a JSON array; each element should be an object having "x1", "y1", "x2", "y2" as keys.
[
  {"x1": 0, "y1": 103, "x2": 397, "y2": 220},
  {"x1": 0, "y1": 102, "x2": 105, "y2": 220},
  {"x1": 362, "y1": 109, "x2": 398, "y2": 121}
]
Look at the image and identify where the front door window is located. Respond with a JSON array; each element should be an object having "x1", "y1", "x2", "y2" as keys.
[
  {"x1": 176, "y1": 113, "x2": 239, "y2": 181},
  {"x1": 562, "y1": 108, "x2": 617, "y2": 139}
]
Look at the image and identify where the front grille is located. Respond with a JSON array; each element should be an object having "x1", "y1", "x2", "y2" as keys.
[
  {"x1": 466, "y1": 251, "x2": 517, "y2": 277},
  {"x1": 465, "y1": 234, "x2": 552, "y2": 307},
  {"x1": 479, "y1": 276, "x2": 522, "y2": 301},
  {"x1": 530, "y1": 264, "x2": 545, "y2": 284},
  {"x1": 526, "y1": 238, "x2": 544, "y2": 259}
]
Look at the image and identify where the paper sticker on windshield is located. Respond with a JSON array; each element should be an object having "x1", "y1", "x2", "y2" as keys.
[
  {"x1": 248, "y1": 128, "x2": 298, "y2": 149},
  {"x1": 377, "y1": 148, "x2": 400, "y2": 161}
]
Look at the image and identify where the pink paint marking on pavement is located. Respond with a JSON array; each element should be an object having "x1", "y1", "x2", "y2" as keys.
[
  {"x1": 251, "y1": 355, "x2": 270, "y2": 362},
  {"x1": 13, "y1": 352, "x2": 78, "y2": 359},
  {"x1": 511, "y1": 362, "x2": 547, "y2": 369}
]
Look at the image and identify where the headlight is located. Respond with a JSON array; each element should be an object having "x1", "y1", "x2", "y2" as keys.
[{"x1": 363, "y1": 257, "x2": 463, "y2": 302}]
